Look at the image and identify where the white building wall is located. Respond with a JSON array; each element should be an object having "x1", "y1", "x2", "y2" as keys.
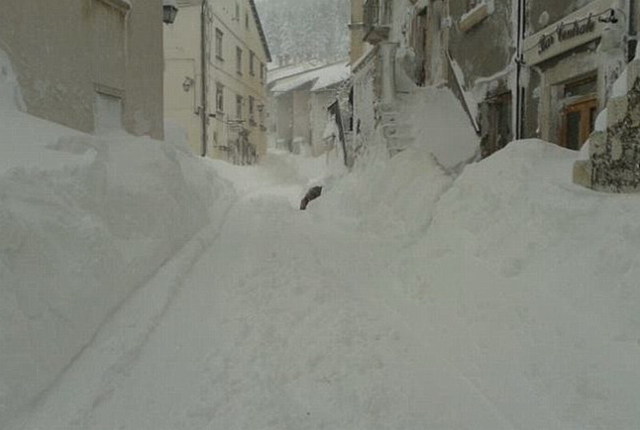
[
  {"x1": 164, "y1": 0, "x2": 270, "y2": 162},
  {"x1": 310, "y1": 90, "x2": 337, "y2": 156},
  {"x1": 0, "y1": 0, "x2": 164, "y2": 138},
  {"x1": 352, "y1": 56, "x2": 378, "y2": 159},
  {"x1": 164, "y1": 4, "x2": 204, "y2": 155}
]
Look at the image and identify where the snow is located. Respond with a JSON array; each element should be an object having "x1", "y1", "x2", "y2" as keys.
[
  {"x1": 460, "y1": 1, "x2": 488, "y2": 23},
  {"x1": 3, "y1": 46, "x2": 640, "y2": 429},
  {"x1": 448, "y1": 55, "x2": 481, "y2": 133},
  {"x1": 9, "y1": 133, "x2": 640, "y2": 429},
  {"x1": 401, "y1": 86, "x2": 479, "y2": 170},
  {"x1": 0, "y1": 49, "x2": 234, "y2": 428},
  {"x1": 269, "y1": 61, "x2": 349, "y2": 94}
]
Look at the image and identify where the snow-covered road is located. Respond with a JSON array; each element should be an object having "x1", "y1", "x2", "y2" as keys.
[
  {"x1": 12, "y1": 151, "x2": 517, "y2": 430},
  {"x1": 11, "y1": 146, "x2": 640, "y2": 430}
]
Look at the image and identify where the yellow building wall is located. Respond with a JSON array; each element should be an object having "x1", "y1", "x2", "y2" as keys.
[{"x1": 164, "y1": 0, "x2": 269, "y2": 162}]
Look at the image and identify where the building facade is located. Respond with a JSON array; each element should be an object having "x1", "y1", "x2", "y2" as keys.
[
  {"x1": 164, "y1": 0, "x2": 271, "y2": 164},
  {"x1": 0, "y1": 0, "x2": 165, "y2": 138},
  {"x1": 268, "y1": 61, "x2": 350, "y2": 156},
  {"x1": 348, "y1": 0, "x2": 637, "y2": 163}
]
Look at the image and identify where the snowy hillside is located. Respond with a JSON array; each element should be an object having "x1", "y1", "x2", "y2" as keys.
[{"x1": 255, "y1": 0, "x2": 349, "y2": 63}]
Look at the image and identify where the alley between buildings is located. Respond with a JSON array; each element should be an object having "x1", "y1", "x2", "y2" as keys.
[{"x1": 9, "y1": 150, "x2": 523, "y2": 430}]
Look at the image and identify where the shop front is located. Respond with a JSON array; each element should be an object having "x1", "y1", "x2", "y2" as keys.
[{"x1": 523, "y1": 0, "x2": 630, "y2": 150}]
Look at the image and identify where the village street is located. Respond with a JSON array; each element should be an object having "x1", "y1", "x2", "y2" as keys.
[{"x1": 11, "y1": 150, "x2": 520, "y2": 430}]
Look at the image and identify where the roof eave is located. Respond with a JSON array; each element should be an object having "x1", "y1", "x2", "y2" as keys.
[{"x1": 249, "y1": 0, "x2": 272, "y2": 63}]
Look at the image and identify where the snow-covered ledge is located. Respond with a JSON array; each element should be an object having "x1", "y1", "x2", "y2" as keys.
[
  {"x1": 459, "y1": 1, "x2": 490, "y2": 32},
  {"x1": 97, "y1": 0, "x2": 131, "y2": 13}
]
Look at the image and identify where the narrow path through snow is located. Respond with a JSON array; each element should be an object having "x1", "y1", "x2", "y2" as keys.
[{"x1": 12, "y1": 151, "x2": 516, "y2": 430}]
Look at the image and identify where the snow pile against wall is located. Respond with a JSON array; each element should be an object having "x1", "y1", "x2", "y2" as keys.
[
  {"x1": 400, "y1": 86, "x2": 479, "y2": 170},
  {"x1": 389, "y1": 140, "x2": 640, "y2": 428},
  {"x1": 316, "y1": 141, "x2": 453, "y2": 238},
  {"x1": 316, "y1": 86, "x2": 477, "y2": 237},
  {"x1": 0, "y1": 53, "x2": 234, "y2": 426}
]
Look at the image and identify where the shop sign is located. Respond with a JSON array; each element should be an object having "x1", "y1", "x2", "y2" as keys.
[
  {"x1": 537, "y1": 16, "x2": 596, "y2": 55},
  {"x1": 523, "y1": 0, "x2": 616, "y2": 66}
]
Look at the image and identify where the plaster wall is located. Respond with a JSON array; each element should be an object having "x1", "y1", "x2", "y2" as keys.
[
  {"x1": 164, "y1": 0, "x2": 270, "y2": 161},
  {"x1": 275, "y1": 94, "x2": 294, "y2": 149},
  {"x1": 292, "y1": 89, "x2": 312, "y2": 144},
  {"x1": 310, "y1": 90, "x2": 337, "y2": 156},
  {"x1": 0, "y1": 0, "x2": 163, "y2": 138},
  {"x1": 448, "y1": 0, "x2": 514, "y2": 89}
]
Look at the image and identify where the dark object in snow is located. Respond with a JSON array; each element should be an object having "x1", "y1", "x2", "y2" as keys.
[{"x1": 300, "y1": 186, "x2": 323, "y2": 210}]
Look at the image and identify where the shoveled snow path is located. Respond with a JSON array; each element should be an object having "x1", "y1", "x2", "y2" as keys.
[{"x1": 13, "y1": 154, "x2": 517, "y2": 430}]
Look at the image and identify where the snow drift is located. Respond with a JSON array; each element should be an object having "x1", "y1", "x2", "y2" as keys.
[
  {"x1": 326, "y1": 136, "x2": 640, "y2": 428},
  {"x1": 0, "y1": 49, "x2": 234, "y2": 426}
]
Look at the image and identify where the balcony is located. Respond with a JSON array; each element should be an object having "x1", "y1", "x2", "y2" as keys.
[{"x1": 363, "y1": 0, "x2": 391, "y2": 44}]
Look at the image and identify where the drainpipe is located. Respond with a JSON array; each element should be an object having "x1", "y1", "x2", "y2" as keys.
[
  {"x1": 515, "y1": 0, "x2": 526, "y2": 140},
  {"x1": 200, "y1": 0, "x2": 208, "y2": 157}
]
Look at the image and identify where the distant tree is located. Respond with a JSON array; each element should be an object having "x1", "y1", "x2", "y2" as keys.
[{"x1": 255, "y1": 0, "x2": 349, "y2": 64}]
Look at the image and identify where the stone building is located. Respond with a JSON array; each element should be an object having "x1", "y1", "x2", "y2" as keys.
[
  {"x1": 347, "y1": 0, "x2": 638, "y2": 166},
  {"x1": 0, "y1": 0, "x2": 165, "y2": 139},
  {"x1": 164, "y1": 0, "x2": 271, "y2": 164},
  {"x1": 444, "y1": 0, "x2": 638, "y2": 161}
]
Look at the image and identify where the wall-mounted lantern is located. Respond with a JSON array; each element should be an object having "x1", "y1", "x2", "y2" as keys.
[
  {"x1": 163, "y1": 0, "x2": 179, "y2": 24},
  {"x1": 183, "y1": 77, "x2": 195, "y2": 92}
]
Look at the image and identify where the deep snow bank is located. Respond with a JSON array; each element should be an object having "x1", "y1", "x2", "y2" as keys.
[
  {"x1": 316, "y1": 143, "x2": 453, "y2": 237},
  {"x1": 315, "y1": 135, "x2": 640, "y2": 427},
  {"x1": 400, "y1": 86, "x2": 479, "y2": 170},
  {"x1": 0, "y1": 51, "x2": 234, "y2": 426},
  {"x1": 391, "y1": 140, "x2": 640, "y2": 428}
]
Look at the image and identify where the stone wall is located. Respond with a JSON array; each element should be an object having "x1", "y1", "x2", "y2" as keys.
[{"x1": 574, "y1": 60, "x2": 640, "y2": 191}]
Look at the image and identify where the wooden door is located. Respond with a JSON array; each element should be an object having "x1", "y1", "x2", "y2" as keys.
[{"x1": 561, "y1": 98, "x2": 597, "y2": 150}]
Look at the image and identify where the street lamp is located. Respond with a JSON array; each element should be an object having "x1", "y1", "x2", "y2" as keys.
[{"x1": 163, "y1": 0, "x2": 178, "y2": 24}]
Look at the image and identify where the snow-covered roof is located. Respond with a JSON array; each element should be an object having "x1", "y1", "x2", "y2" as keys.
[
  {"x1": 269, "y1": 61, "x2": 350, "y2": 95},
  {"x1": 267, "y1": 63, "x2": 321, "y2": 84},
  {"x1": 249, "y1": 0, "x2": 272, "y2": 62},
  {"x1": 310, "y1": 62, "x2": 351, "y2": 91}
]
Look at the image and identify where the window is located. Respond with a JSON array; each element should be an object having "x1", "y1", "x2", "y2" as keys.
[
  {"x1": 216, "y1": 83, "x2": 224, "y2": 112},
  {"x1": 481, "y1": 92, "x2": 512, "y2": 158},
  {"x1": 249, "y1": 51, "x2": 255, "y2": 76},
  {"x1": 258, "y1": 103, "x2": 265, "y2": 127},
  {"x1": 215, "y1": 29, "x2": 224, "y2": 60},
  {"x1": 236, "y1": 95, "x2": 243, "y2": 119},
  {"x1": 249, "y1": 96, "x2": 255, "y2": 125},
  {"x1": 236, "y1": 47, "x2": 243, "y2": 75}
]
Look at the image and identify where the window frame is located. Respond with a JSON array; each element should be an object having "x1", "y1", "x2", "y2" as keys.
[
  {"x1": 236, "y1": 94, "x2": 243, "y2": 120},
  {"x1": 249, "y1": 96, "x2": 255, "y2": 125},
  {"x1": 215, "y1": 83, "x2": 224, "y2": 113},
  {"x1": 215, "y1": 28, "x2": 224, "y2": 61},
  {"x1": 236, "y1": 46, "x2": 243, "y2": 75},
  {"x1": 249, "y1": 51, "x2": 255, "y2": 76}
]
